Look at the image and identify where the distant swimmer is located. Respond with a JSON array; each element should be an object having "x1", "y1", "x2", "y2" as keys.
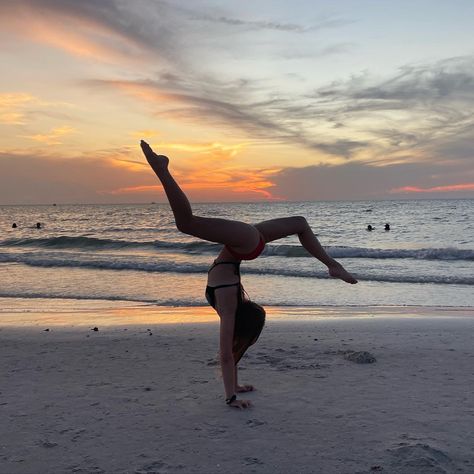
[
  {"x1": 385, "y1": 223, "x2": 390, "y2": 231},
  {"x1": 367, "y1": 225, "x2": 373, "y2": 231},
  {"x1": 36, "y1": 222, "x2": 42, "y2": 229},
  {"x1": 12, "y1": 223, "x2": 17, "y2": 228}
]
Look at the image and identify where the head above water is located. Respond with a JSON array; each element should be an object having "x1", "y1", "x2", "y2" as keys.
[{"x1": 232, "y1": 300, "x2": 266, "y2": 364}]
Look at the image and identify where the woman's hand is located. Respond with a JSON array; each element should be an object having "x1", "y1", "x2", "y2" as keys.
[
  {"x1": 236, "y1": 384, "x2": 255, "y2": 393},
  {"x1": 228, "y1": 398, "x2": 252, "y2": 409}
]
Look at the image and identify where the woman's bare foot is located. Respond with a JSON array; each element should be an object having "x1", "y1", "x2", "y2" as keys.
[
  {"x1": 140, "y1": 140, "x2": 169, "y2": 171},
  {"x1": 236, "y1": 384, "x2": 255, "y2": 393},
  {"x1": 328, "y1": 262, "x2": 358, "y2": 284}
]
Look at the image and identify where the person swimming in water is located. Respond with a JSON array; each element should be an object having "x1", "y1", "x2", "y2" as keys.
[{"x1": 140, "y1": 141, "x2": 357, "y2": 409}]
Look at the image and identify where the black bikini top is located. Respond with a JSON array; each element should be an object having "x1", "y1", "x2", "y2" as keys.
[{"x1": 205, "y1": 261, "x2": 242, "y2": 309}]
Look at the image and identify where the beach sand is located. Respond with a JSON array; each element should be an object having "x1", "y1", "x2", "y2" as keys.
[{"x1": 1, "y1": 305, "x2": 474, "y2": 474}]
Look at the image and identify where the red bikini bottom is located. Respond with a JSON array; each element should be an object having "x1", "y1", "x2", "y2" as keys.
[{"x1": 225, "y1": 234, "x2": 266, "y2": 261}]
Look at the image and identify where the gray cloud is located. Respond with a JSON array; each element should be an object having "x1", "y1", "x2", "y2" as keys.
[
  {"x1": 300, "y1": 56, "x2": 474, "y2": 164},
  {"x1": 270, "y1": 160, "x2": 474, "y2": 201},
  {"x1": 189, "y1": 14, "x2": 350, "y2": 33},
  {"x1": 311, "y1": 56, "x2": 474, "y2": 128},
  {"x1": 0, "y1": 151, "x2": 155, "y2": 204},
  {"x1": 0, "y1": 0, "x2": 187, "y2": 66},
  {"x1": 86, "y1": 76, "x2": 368, "y2": 158}
]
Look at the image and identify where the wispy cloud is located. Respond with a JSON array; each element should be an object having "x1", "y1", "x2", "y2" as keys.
[
  {"x1": 23, "y1": 126, "x2": 76, "y2": 145},
  {"x1": 189, "y1": 12, "x2": 350, "y2": 33},
  {"x1": 85, "y1": 77, "x2": 368, "y2": 158},
  {"x1": 0, "y1": 0, "x2": 182, "y2": 66},
  {"x1": 0, "y1": 92, "x2": 76, "y2": 126},
  {"x1": 129, "y1": 130, "x2": 160, "y2": 139},
  {"x1": 308, "y1": 56, "x2": 474, "y2": 160},
  {"x1": 0, "y1": 93, "x2": 38, "y2": 124},
  {"x1": 391, "y1": 183, "x2": 474, "y2": 194}
]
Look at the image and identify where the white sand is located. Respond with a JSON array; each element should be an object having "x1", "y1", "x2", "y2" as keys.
[{"x1": 1, "y1": 306, "x2": 474, "y2": 474}]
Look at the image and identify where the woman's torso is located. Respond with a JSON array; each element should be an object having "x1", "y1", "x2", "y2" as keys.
[{"x1": 205, "y1": 247, "x2": 245, "y2": 309}]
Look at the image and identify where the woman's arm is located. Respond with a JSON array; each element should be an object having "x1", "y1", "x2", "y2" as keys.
[
  {"x1": 215, "y1": 287, "x2": 252, "y2": 409},
  {"x1": 234, "y1": 366, "x2": 254, "y2": 393},
  {"x1": 218, "y1": 307, "x2": 236, "y2": 399}
]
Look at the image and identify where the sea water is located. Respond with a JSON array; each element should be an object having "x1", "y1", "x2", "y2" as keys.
[{"x1": 0, "y1": 200, "x2": 473, "y2": 314}]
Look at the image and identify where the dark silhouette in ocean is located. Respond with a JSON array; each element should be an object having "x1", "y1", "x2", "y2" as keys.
[
  {"x1": 12, "y1": 223, "x2": 17, "y2": 228},
  {"x1": 367, "y1": 225, "x2": 373, "y2": 231},
  {"x1": 36, "y1": 222, "x2": 42, "y2": 229},
  {"x1": 385, "y1": 223, "x2": 390, "y2": 231}
]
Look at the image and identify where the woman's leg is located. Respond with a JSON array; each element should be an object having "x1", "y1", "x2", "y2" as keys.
[
  {"x1": 140, "y1": 141, "x2": 260, "y2": 251},
  {"x1": 255, "y1": 216, "x2": 357, "y2": 284}
]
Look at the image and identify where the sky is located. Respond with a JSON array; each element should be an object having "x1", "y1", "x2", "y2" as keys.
[{"x1": 1, "y1": 0, "x2": 474, "y2": 204}]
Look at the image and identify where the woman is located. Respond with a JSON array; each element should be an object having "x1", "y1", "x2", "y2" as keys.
[{"x1": 140, "y1": 141, "x2": 357, "y2": 409}]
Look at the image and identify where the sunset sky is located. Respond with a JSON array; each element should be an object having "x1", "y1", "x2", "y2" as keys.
[{"x1": 1, "y1": 0, "x2": 474, "y2": 203}]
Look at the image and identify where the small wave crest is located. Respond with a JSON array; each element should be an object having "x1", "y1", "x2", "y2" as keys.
[
  {"x1": 1, "y1": 236, "x2": 473, "y2": 261},
  {"x1": 1, "y1": 252, "x2": 472, "y2": 285},
  {"x1": 0, "y1": 236, "x2": 219, "y2": 253},
  {"x1": 267, "y1": 244, "x2": 474, "y2": 261}
]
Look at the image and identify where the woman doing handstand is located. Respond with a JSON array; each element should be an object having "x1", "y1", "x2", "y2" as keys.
[{"x1": 140, "y1": 141, "x2": 357, "y2": 409}]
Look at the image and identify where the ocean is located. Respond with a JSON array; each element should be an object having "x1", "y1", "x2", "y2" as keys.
[{"x1": 1, "y1": 200, "x2": 473, "y2": 315}]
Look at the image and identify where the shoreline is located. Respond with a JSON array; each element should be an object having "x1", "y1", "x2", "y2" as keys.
[{"x1": 1, "y1": 300, "x2": 474, "y2": 327}]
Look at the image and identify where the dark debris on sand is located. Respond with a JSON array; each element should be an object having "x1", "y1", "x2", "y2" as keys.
[{"x1": 342, "y1": 350, "x2": 377, "y2": 364}]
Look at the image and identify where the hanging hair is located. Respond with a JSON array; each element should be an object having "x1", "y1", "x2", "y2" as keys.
[{"x1": 232, "y1": 300, "x2": 266, "y2": 364}]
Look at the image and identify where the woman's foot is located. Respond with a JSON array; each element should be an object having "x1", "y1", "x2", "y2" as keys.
[
  {"x1": 236, "y1": 384, "x2": 255, "y2": 393},
  {"x1": 328, "y1": 262, "x2": 358, "y2": 284},
  {"x1": 140, "y1": 140, "x2": 169, "y2": 171}
]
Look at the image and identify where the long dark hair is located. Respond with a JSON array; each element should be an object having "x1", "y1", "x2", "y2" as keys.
[{"x1": 233, "y1": 300, "x2": 266, "y2": 364}]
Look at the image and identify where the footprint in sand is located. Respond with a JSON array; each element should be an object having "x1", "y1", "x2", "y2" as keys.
[
  {"x1": 244, "y1": 456, "x2": 264, "y2": 466},
  {"x1": 246, "y1": 419, "x2": 266, "y2": 428},
  {"x1": 385, "y1": 442, "x2": 456, "y2": 473},
  {"x1": 342, "y1": 350, "x2": 376, "y2": 364},
  {"x1": 135, "y1": 460, "x2": 185, "y2": 473}
]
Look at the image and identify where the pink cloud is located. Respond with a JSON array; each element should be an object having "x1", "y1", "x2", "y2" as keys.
[{"x1": 391, "y1": 183, "x2": 474, "y2": 193}]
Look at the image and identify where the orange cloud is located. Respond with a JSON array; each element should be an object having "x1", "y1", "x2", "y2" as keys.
[
  {"x1": 0, "y1": 93, "x2": 76, "y2": 128},
  {"x1": 106, "y1": 161, "x2": 281, "y2": 199},
  {"x1": 33, "y1": 136, "x2": 281, "y2": 200},
  {"x1": 0, "y1": 6, "x2": 147, "y2": 64},
  {"x1": 107, "y1": 175, "x2": 279, "y2": 199},
  {"x1": 0, "y1": 93, "x2": 36, "y2": 124},
  {"x1": 23, "y1": 126, "x2": 76, "y2": 145},
  {"x1": 102, "y1": 80, "x2": 182, "y2": 104},
  {"x1": 108, "y1": 158, "x2": 148, "y2": 173},
  {"x1": 130, "y1": 130, "x2": 160, "y2": 139},
  {"x1": 391, "y1": 183, "x2": 474, "y2": 193},
  {"x1": 161, "y1": 142, "x2": 245, "y2": 156},
  {"x1": 104, "y1": 184, "x2": 163, "y2": 195}
]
